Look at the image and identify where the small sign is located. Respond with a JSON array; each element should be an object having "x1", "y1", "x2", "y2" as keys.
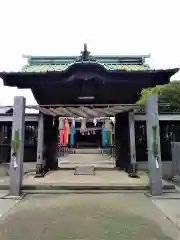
[
  {"x1": 13, "y1": 157, "x2": 18, "y2": 169},
  {"x1": 155, "y1": 157, "x2": 159, "y2": 169}
]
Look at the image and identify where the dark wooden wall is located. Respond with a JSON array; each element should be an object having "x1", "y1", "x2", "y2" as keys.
[
  {"x1": 135, "y1": 120, "x2": 180, "y2": 162},
  {"x1": 0, "y1": 121, "x2": 37, "y2": 163}
]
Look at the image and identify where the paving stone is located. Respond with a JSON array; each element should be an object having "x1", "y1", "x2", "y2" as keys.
[
  {"x1": 74, "y1": 166, "x2": 95, "y2": 175},
  {"x1": 0, "y1": 193, "x2": 179, "y2": 239}
]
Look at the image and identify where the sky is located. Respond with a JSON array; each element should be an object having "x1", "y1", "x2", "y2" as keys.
[{"x1": 0, "y1": 0, "x2": 180, "y2": 106}]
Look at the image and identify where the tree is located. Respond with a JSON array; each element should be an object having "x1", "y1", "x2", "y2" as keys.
[{"x1": 137, "y1": 80, "x2": 180, "y2": 112}]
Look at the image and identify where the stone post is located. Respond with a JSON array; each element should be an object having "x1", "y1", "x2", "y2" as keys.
[
  {"x1": 9, "y1": 96, "x2": 25, "y2": 196},
  {"x1": 35, "y1": 113, "x2": 44, "y2": 177},
  {"x1": 146, "y1": 94, "x2": 163, "y2": 196},
  {"x1": 171, "y1": 142, "x2": 180, "y2": 181}
]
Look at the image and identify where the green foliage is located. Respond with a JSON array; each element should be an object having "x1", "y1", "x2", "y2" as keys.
[
  {"x1": 137, "y1": 85, "x2": 164, "y2": 105},
  {"x1": 160, "y1": 81, "x2": 180, "y2": 111},
  {"x1": 137, "y1": 80, "x2": 180, "y2": 112},
  {"x1": 12, "y1": 129, "x2": 20, "y2": 154}
]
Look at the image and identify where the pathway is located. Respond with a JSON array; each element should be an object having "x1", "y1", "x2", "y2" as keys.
[
  {"x1": 0, "y1": 192, "x2": 179, "y2": 239},
  {"x1": 0, "y1": 191, "x2": 20, "y2": 223},
  {"x1": 59, "y1": 152, "x2": 115, "y2": 169}
]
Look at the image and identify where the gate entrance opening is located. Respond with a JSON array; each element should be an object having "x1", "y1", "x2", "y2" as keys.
[
  {"x1": 38, "y1": 104, "x2": 139, "y2": 171},
  {"x1": 75, "y1": 121, "x2": 102, "y2": 149}
]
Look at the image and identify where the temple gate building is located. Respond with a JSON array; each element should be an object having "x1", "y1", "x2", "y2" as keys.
[{"x1": 0, "y1": 44, "x2": 179, "y2": 176}]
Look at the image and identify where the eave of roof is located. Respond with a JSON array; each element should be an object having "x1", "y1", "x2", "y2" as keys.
[{"x1": 0, "y1": 67, "x2": 179, "y2": 78}]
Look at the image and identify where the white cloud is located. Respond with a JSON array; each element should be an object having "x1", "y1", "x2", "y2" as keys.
[{"x1": 0, "y1": 0, "x2": 179, "y2": 105}]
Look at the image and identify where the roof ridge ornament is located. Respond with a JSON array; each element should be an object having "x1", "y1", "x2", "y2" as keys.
[
  {"x1": 75, "y1": 43, "x2": 97, "y2": 63},
  {"x1": 81, "y1": 43, "x2": 90, "y2": 61}
]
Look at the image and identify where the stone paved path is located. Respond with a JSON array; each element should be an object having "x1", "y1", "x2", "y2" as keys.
[
  {"x1": 152, "y1": 192, "x2": 180, "y2": 230},
  {"x1": 23, "y1": 170, "x2": 149, "y2": 186},
  {"x1": 59, "y1": 153, "x2": 115, "y2": 168},
  {"x1": 0, "y1": 191, "x2": 20, "y2": 224},
  {"x1": 0, "y1": 193, "x2": 179, "y2": 240}
]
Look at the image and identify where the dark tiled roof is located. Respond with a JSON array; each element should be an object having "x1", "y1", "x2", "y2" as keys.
[
  {"x1": 21, "y1": 46, "x2": 151, "y2": 72},
  {"x1": 21, "y1": 63, "x2": 150, "y2": 72},
  {"x1": 0, "y1": 107, "x2": 11, "y2": 114}
]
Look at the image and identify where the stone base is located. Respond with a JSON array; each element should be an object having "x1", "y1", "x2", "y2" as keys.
[
  {"x1": 145, "y1": 191, "x2": 179, "y2": 199},
  {"x1": 172, "y1": 175, "x2": 180, "y2": 182},
  {"x1": 74, "y1": 166, "x2": 95, "y2": 175},
  {"x1": 127, "y1": 163, "x2": 137, "y2": 174},
  {"x1": 144, "y1": 192, "x2": 176, "y2": 198},
  {"x1": 128, "y1": 173, "x2": 140, "y2": 178},
  {"x1": 3, "y1": 192, "x2": 26, "y2": 200},
  {"x1": 34, "y1": 173, "x2": 45, "y2": 178}
]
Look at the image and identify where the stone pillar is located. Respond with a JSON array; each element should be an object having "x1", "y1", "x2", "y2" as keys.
[
  {"x1": 9, "y1": 96, "x2": 25, "y2": 196},
  {"x1": 128, "y1": 111, "x2": 137, "y2": 176},
  {"x1": 146, "y1": 94, "x2": 163, "y2": 196},
  {"x1": 171, "y1": 142, "x2": 180, "y2": 181},
  {"x1": 35, "y1": 113, "x2": 44, "y2": 177}
]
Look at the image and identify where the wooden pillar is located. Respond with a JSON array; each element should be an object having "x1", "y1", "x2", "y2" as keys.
[
  {"x1": 35, "y1": 113, "x2": 44, "y2": 177},
  {"x1": 44, "y1": 115, "x2": 58, "y2": 171},
  {"x1": 115, "y1": 112, "x2": 131, "y2": 171},
  {"x1": 128, "y1": 111, "x2": 138, "y2": 177}
]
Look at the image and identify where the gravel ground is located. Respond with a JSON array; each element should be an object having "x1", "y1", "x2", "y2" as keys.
[{"x1": 0, "y1": 193, "x2": 179, "y2": 240}]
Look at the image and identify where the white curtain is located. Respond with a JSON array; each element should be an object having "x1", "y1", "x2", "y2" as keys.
[
  {"x1": 59, "y1": 118, "x2": 65, "y2": 130},
  {"x1": 80, "y1": 118, "x2": 87, "y2": 133}
]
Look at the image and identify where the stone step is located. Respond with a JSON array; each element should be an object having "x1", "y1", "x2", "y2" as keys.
[
  {"x1": 60, "y1": 160, "x2": 114, "y2": 164},
  {"x1": 58, "y1": 153, "x2": 115, "y2": 169},
  {"x1": 74, "y1": 148, "x2": 105, "y2": 154},
  {"x1": 59, "y1": 163, "x2": 115, "y2": 167},
  {"x1": 68, "y1": 153, "x2": 110, "y2": 159},
  {"x1": 59, "y1": 164, "x2": 115, "y2": 170},
  {"x1": 59, "y1": 155, "x2": 112, "y2": 161}
]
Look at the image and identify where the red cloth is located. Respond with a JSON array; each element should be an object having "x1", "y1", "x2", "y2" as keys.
[
  {"x1": 59, "y1": 130, "x2": 64, "y2": 145},
  {"x1": 64, "y1": 119, "x2": 70, "y2": 145}
]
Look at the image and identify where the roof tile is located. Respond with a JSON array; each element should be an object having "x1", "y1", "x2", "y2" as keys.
[{"x1": 21, "y1": 63, "x2": 150, "y2": 73}]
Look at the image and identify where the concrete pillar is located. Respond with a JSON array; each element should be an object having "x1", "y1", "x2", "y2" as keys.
[
  {"x1": 9, "y1": 96, "x2": 25, "y2": 196},
  {"x1": 146, "y1": 94, "x2": 163, "y2": 196},
  {"x1": 171, "y1": 142, "x2": 180, "y2": 181},
  {"x1": 128, "y1": 111, "x2": 137, "y2": 176},
  {"x1": 36, "y1": 113, "x2": 44, "y2": 177}
]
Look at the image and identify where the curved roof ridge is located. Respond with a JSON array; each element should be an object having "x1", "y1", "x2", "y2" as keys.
[{"x1": 22, "y1": 54, "x2": 150, "y2": 66}]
